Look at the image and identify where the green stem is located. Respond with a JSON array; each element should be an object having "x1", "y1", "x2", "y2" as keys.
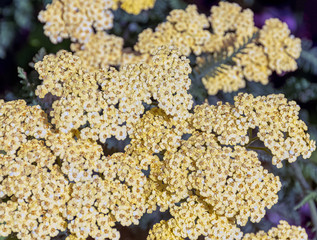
[
  {"x1": 246, "y1": 146, "x2": 273, "y2": 156},
  {"x1": 56, "y1": 157, "x2": 62, "y2": 167},
  {"x1": 245, "y1": 137, "x2": 260, "y2": 147},
  {"x1": 291, "y1": 162, "x2": 317, "y2": 235},
  {"x1": 248, "y1": 128, "x2": 253, "y2": 139}
]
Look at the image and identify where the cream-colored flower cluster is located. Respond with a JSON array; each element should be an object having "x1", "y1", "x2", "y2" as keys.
[
  {"x1": 259, "y1": 18, "x2": 301, "y2": 74},
  {"x1": 149, "y1": 219, "x2": 308, "y2": 240},
  {"x1": 192, "y1": 93, "x2": 315, "y2": 168},
  {"x1": 147, "y1": 220, "x2": 183, "y2": 240},
  {"x1": 113, "y1": 0, "x2": 156, "y2": 15},
  {"x1": 2, "y1": 1, "x2": 313, "y2": 240},
  {"x1": 71, "y1": 32, "x2": 124, "y2": 71},
  {"x1": 0, "y1": 102, "x2": 149, "y2": 240},
  {"x1": 0, "y1": 91, "x2": 314, "y2": 240},
  {"x1": 243, "y1": 220, "x2": 308, "y2": 240},
  {"x1": 0, "y1": 99, "x2": 51, "y2": 155},
  {"x1": 135, "y1": 5, "x2": 211, "y2": 56},
  {"x1": 204, "y1": 2, "x2": 301, "y2": 94},
  {"x1": 39, "y1": 0, "x2": 156, "y2": 44},
  {"x1": 38, "y1": 0, "x2": 114, "y2": 43},
  {"x1": 128, "y1": 123, "x2": 276, "y2": 239},
  {"x1": 39, "y1": 1, "x2": 300, "y2": 94},
  {"x1": 134, "y1": 2, "x2": 301, "y2": 95},
  {"x1": 34, "y1": 47, "x2": 192, "y2": 142},
  {"x1": 123, "y1": 92, "x2": 315, "y2": 239}
]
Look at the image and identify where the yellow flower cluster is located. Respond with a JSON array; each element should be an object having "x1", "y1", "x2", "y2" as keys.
[
  {"x1": 208, "y1": 1, "x2": 255, "y2": 43},
  {"x1": 243, "y1": 220, "x2": 308, "y2": 240},
  {"x1": 71, "y1": 32, "x2": 124, "y2": 70},
  {"x1": 38, "y1": 0, "x2": 114, "y2": 43},
  {"x1": 135, "y1": 5, "x2": 211, "y2": 56},
  {"x1": 168, "y1": 196, "x2": 243, "y2": 240},
  {"x1": 62, "y1": 153, "x2": 148, "y2": 239},
  {"x1": 147, "y1": 220, "x2": 183, "y2": 240},
  {"x1": 201, "y1": 2, "x2": 301, "y2": 94},
  {"x1": 139, "y1": 130, "x2": 280, "y2": 239},
  {"x1": 126, "y1": 108, "x2": 190, "y2": 154},
  {"x1": 259, "y1": 18, "x2": 302, "y2": 74},
  {"x1": 0, "y1": 112, "x2": 70, "y2": 240},
  {"x1": 34, "y1": 47, "x2": 192, "y2": 142},
  {"x1": 113, "y1": 0, "x2": 156, "y2": 15},
  {"x1": 39, "y1": 0, "x2": 157, "y2": 44},
  {"x1": 192, "y1": 93, "x2": 315, "y2": 168},
  {"x1": 133, "y1": 2, "x2": 301, "y2": 95},
  {"x1": 0, "y1": 99, "x2": 50, "y2": 155},
  {"x1": 0, "y1": 103, "x2": 150, "y2": 240},
  {"x1": 3, "y1": 1, "x2": 313, "y2": 239},
  {"x1": 1, "y1": 28, "x2": 314, "y2": 240},
  {"x1": 0, "y1": 91, "x2": 314, "y2": 239},
  {"x1": 122, "y1": 92, "x2": 314, "y2": 239}
]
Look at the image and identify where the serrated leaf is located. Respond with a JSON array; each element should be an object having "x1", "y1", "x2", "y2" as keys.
[
  {"x1": 17, "y1": 67, "x2": 27, "y2": 81},
  {"x1": 17, "y1": 67, "x2": 41, "y2": 104},
  {"x1": 29, "y1": 48, "x2": 46, "y2": 68},
  {"x1": 294, "y1": 191, "x2": 317, "y2": 210}
]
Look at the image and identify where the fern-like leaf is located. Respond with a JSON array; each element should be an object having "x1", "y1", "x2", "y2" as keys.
[
  {"x1": 28, "y1": 47, "x2": 46, "y2": 68},
  {"x1": 193, "y1": 31, "x2": 259, "y2": 81},
  {"x1": 17, "y1": 67, "x2": 40, "y2": 105}
]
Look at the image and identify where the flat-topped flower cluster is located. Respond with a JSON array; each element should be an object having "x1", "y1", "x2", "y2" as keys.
[
  {"x1": 0, "y1": 46, "x2": 315, "y2": 239},
  {"x1": 0, "y1": 1, "x2": 314, "y2": 240},
  {"x1": 39, "y1": 1, "x2": 301, "y2": 95}
]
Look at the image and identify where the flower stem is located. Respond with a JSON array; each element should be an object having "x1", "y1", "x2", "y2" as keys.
[
  {"x1": 246, "y1": 146, "x2": 272, "y2": 156},
  {"x1": 245, "y1": 136, "x2": 259, "y2": 147}
]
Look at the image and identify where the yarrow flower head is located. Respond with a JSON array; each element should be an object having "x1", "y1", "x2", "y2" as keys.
[
  {"x1": 200, "y1": 2, "x2": 301, "y2": 95},
  {"x1": 134, "y1": 2, "x2": 301, "y2": 95},
  {"x1": 135, "y1": 5, "x2": 211, "y2": 56},
  {"x1": 242, "y1": 220, "x2": 308, "y2": 240},
  {"x1": 1, "y1": 3, "x2": 315, "y2": 237},
  {"x1": 34, "y1": 46, "x2": 193, "y2": 142},
  {"x1": 71, "y1": 32, "x2": 124, "y2": 70},
  {"x1": 259, "y1": 18, "x2": 301, "y2": 74},
  {"x1": 113, "y1": 0, "x2": 156, "y2": 15},
  {"x1": 1, "y1": 31, "x2": 315, "y2": 239},
  {"x1": 38, "y1": 0, "x2": 115, "y2": 43}
]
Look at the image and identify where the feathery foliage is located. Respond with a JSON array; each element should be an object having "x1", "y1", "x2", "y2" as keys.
[{"x1": 193, "y1": 31, "x2": 259, "y2": 80}]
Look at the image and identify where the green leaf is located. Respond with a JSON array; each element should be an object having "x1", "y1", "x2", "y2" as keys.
[
  {"x1": 194, "y1": 31, "x2": 259, "y2": 81},
  {"x1": 17, "y1": 67, "x2": 27, "y2": 81},
  {"x1": 283, "y1": 77, "x2": 317, "y2": 103},
  {"x1": 169, "y1": 0, "x2": 187, "y2": 9},
  {"x1": 298, "y1": 39, "x2": 317, "y2": 75},
  {"x1": 28, "y1": 47, "x2": 47, "y2": 68},
  {"x1": 17, "y1": 66, "x2": 41, "y2": 104},
  {"x1": 294, "y1": 190, "x2": 317, "y2": 210}
]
